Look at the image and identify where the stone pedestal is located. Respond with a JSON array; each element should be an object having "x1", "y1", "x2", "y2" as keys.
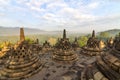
[{"x1": 53, "y1": 49, "x2": 77, "y2": 63}]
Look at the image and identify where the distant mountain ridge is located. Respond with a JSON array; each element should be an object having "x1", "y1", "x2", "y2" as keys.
[
  {"x1": 0, "y1": 26, "x2": 45, "y2": 36},
  {"x1": 0, "y1": 26, "x2": 120, "y2": 36},
  {"x1": 98, "y1": 29, "x2": 120, "y2": 37},
  {"x1": 0, "y1": 26, "x2": 85, "y2": 36}
]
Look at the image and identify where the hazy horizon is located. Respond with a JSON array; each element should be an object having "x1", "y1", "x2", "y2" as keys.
[{"x1": 0, "y1": 0, "x2": 120, "y2": 33}]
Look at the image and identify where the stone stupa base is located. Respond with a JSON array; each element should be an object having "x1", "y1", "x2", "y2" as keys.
[
  {"x1": 0, "y1": 56, "x2": 43, "y2": 80},
  {"x1": 80, "y1": 47, "x2": 102, "y2": 56},
  {"x1": 52, "y1": 50, "x2": 78, "y2": 63}
]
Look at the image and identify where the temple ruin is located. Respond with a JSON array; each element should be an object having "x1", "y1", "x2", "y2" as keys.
[{"x1": 0, "y1": 28, "x2": 120, "y2": 80}]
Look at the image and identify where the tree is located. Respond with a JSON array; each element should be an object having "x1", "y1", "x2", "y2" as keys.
[
  {"x1": 78, "y1": 36, "x2": 88, "y2": 47},
  {"x1": 0, "y1": 41, "x2": 12, "y2": 49},
  {"x1": 48, "y1": 37, "x2": 57, "y2": 46},
  {"x1": 25, "y1": 37, "x2": 34, "y2": 44},
  {"x1": 99, "y1": 32, "x2": 110, "y2": 38}
]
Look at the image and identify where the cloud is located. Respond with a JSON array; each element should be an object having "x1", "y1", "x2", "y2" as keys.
[
  {"x1": 57, "y1": 6, "x2": 96, "y2": 22},
  {"x1": 0, "y1": 0, "x2": 10, "y2": 5},
  {"x1": 47, "y1": 1, "x2": 67, "y2": 9},
  {"x1": 107, "y1": 0, "x2": 120, "y2": 2},
  {"x1": 16, "y1": 0, "x2": 45, "y2": 12},
  {"x1": 30, "y1": 6, "x2": 45, "y2": 12},
  {"x1": 88, "y1": 2, "x2": 99, "y2": 9},
  {"x1": 0, "y1": 0, "x2": 120, "y2": 32},
  {"x1": 34, "y1": 0, "x2": 111, "y2": 31},
  {"x1": 70, "y1": 14, "x2": 120, "y2": 32},
  {"x1": 0, "y1": 13, "x2": 5, "y2": 16},
  {"x1": 0, "y1": 0, "x2": 10, "y2": 10},
  {"x1": 42, "y1": 13, "x2": 55, "y2": 20}
]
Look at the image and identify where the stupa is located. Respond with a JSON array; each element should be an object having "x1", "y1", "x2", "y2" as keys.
[
  {"x1": 42, "y1": 40, "x2": 51, "y2": 52},
  {"x1": 81, "y1": 32, "x2": 120, "y2": 80},
  {"x1": 0, "y1": 28, "x2": 43, "y2": 80},
  {"x1": 32, "y1": 39, "x2": 42, "y2": 54},
  {"x1": 72, "y1": 37, "x2": 80, "y2": 50},
  {"x1": 80, "y1": 30, "x2": 104, "y2": 56},
  {"x1": 52, "y1": 29, "x2": 77, "y2": 62}
]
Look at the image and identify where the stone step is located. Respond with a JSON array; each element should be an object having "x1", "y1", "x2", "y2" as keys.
[
  {"x1": 102, "y1": 54, "x2": 120, "y2": 73},
  {"x1": 0, "y1": 61, "x2": 42, "y2": 79},
  {"x1": 81, "y1": 64, "x2": 108, "y2": 80},
  {"x1": 0, "y1": 63, "x2": 43, "y2": 80},
  {"x1": 110, "y1": 48, "x2": 120, "y2": 59},
  {"x1": 2, "y1": 59, "x2": 41, "y2": 73},
  {"x1": 96, "y1": 56, "x2": 120, "y2": 80},
  {"x1": 53, "y1": 54, "x2": 77, "y2": 61},
  {"x1": 6, "y1": 57, "x2": 39, "y2": 69}
]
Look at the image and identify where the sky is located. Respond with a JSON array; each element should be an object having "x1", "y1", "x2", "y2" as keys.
[{"x1": 0, "y1": 0, "x2": 120, "y2": 33}]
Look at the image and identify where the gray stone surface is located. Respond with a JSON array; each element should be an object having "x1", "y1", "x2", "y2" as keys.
[{"x1": 27, "y1": 50, "x2": 96, "y2": 80}]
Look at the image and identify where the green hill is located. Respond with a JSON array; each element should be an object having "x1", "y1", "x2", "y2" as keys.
[{"x1": 98, "y1": 29, "x2": 120, "y2": 37}]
